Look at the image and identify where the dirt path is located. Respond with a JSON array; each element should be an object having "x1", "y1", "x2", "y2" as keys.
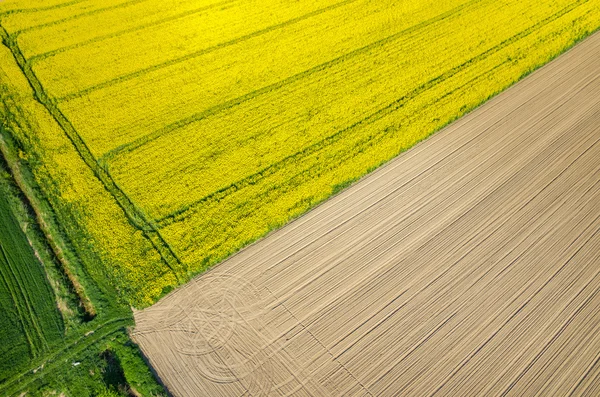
[{"x1": 133, "y1": 31, "x2": 600, "y2": 396}]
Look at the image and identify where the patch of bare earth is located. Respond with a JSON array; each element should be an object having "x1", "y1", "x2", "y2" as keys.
[{"x1": 133, "y1": 32, "x2": 600, "y2": 396}]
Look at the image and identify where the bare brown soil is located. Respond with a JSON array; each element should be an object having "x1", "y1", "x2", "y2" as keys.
[{"x1": 133, "y1": 31, "x2": 600, "y2": 396}]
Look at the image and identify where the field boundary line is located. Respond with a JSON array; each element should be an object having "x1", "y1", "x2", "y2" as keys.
[
  {"x1": 204, "y1": 52, "x2": 595, "y2": 277},
  {"x1": 101, "y1": 0, "x2": 486, "y2": 163},
  {"x1": 155, "y1": 0, "x2": 588, "y2": 227},
  {"x1": 189, "y1": 56, "x2": 522, "y2": 232},
  {"x1": 0, "y1": 25, "x2": 186, "y2": 279},
  {"x1": 0, "y1": 133, "x2": 98, "y2": 318}
]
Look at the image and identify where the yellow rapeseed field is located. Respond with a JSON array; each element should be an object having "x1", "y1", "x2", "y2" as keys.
[{"x1": 1, "y1": 0, "x2": 599, "y2": 306}]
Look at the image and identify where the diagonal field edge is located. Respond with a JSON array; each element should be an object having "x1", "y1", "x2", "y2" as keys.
[{"x1": 154, "y1": 0, "x2": 588, "y2": 228}]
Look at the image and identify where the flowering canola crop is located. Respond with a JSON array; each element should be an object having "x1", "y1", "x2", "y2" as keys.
[{"x1": 0, "y1": 0, "x2": 599, "y2": 306}]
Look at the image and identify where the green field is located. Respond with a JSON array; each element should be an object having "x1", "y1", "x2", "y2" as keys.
[
  {"x1": 0, "y1": 191, "x2": 63, "y2": 381},
  {"x1": 0, "y1": 154, "x2": 166, "y2": 396}
]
